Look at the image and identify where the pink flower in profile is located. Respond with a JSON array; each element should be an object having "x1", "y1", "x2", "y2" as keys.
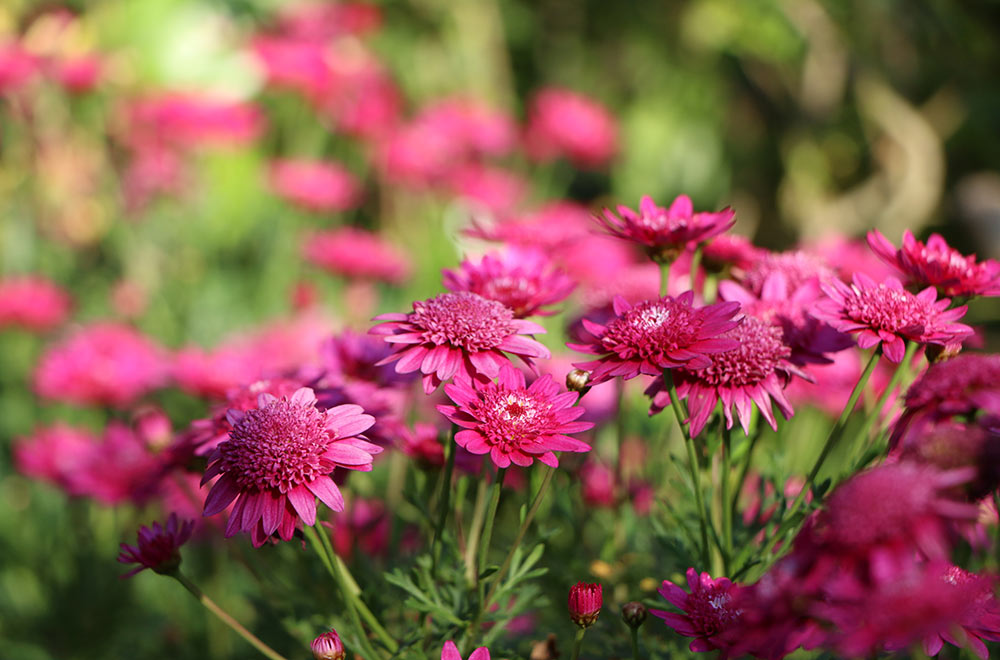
[
  {"x1": 371, "y1": 292, "x2": 550, "y2": 394},
  {"x1": 0, "y1": 276, "x2": 71, "y2": 331},
  {"x1": 202, "y1": 387, "x2": 380, "y2": 547},
  {"x1": 814, "y1": 273, "x2": 974, "y2": 362},
  {"x1": 653, "y1": 316, "x2": 807, "y2": 436},
  {"x1": 437, "y1": 363, "x2": 592, "y2": 468},
  {"x1": 442, "y1": 641, "x2": 489, "y2": 660},
  {"x1": 269, "y1": 158, "x2": 361, "y2": 213},
  {"x1": 568, "y1": 293, "x2": 741, "y2": 385},
  {"x1": 118, "y1": 513, "x2": 194, "y2": 578},
  {"x1": 652, "y1": 568, "x2": 744, "y2": 657},
  {"x1": 303, "y1": 228, "x2": 411, "y2": 284},
  {"x1": 600, "y1": 195, "x2": 736, "y2": 262},
  {"x1": 524, "y1": 88, "x2": 617, "y2": 168},
  {"x1": 868, "y1": 229, "x2": 1000, "y2": 298},
  {"x1": 443, "y1": 249, "x2": 576, "y2": 318},
  {"x1": 34, "y1": 323, "x2": 167, "y2": 408},
  {"x1": 568, "y1": 582, "x2": 603, "y2": 628}
]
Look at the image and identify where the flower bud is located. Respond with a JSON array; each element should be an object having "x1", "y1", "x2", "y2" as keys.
[
  {"x1": 566, "y1": 369, "x2": 590, "y2": 393},
  {"x1": 621, "y1": 601, "x2": 647, "y2": 628},
  {"x1": 568, "y1": 581, "x2": 602, "y2": 628},
  {"x1": 311, "y1": 629, "x2": 345, "y2": 660}
]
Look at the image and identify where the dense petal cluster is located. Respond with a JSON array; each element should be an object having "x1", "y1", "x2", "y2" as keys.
[
  {"x1": 0, "y1": 276, "x2": 71, "y2": 331},
  {"x1": 600, "y1": 195, "x2": 735, "y2": 261},
  {"x1": 652, "y1": 568, "x2": 744, "y2": 657},
  {"x1": 442, "y1": 249, "x2": 575, "y2": 318},
  {"x1": 371, "y1": 292, "x2": 550, "y2": 394},
  {"x1": 202, "y1": 387, "x2": 380, "y2": 547},
  {"x1": 438, "y1": 364, "x2": 592, "y2": 468},
  {"x1": 311, "y1": 629, "x2": 346, "y2": 660},
  {"x1": 568, "y1": 581, "x2": 603, "y2": 628},
  {"x1": 269, "y1": 158, "x2": 361, "y2": 213},
  {"x1": 118, "y1": 513, "x2": 194, "y2": 578},
  {"x1": 815, "y1": 273, "x2": 973, "y2": 362},
  {"x1": 303, "y1": 227, "x2": 411, "y2": 284},
  {"x1": 569, "y1": 293, "x2": 741, "y2": 385},
  {"x1": 868, "y1": 229, "x2": 1000, "y2": 298}
]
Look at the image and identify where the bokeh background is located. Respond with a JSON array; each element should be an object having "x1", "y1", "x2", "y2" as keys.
[{"x1": 2, "y1": 0, "x2": 1000, "y2": 658}]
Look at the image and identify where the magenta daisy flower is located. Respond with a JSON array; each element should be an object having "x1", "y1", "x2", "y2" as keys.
[
  {"x1": 651, "y1": 316, "x2": 806, "y2": 436},
  {"x1": 201, "y1": 387, "x2": 380, "y2": 547},
  {"x1": 370, "y1": 292, "x2": 550, "y2": 394},
  {"x1": 868, "y1": 229, "x2": 1000, "y2": 298},
  {"x1": 442, "y1": 641, "x2": 489, "y2": 660},
  {"x1": 118, "y1": 513, "x2": 195, "y2": 577},
  {"x1": 814, "y1": 273, "x2": 974, "y2": 362},
  {"x1": 651, "y1": 568, "x2": 744, "y2": 657},
  {"x1": 568, "y1": 293, "x2": 741, "y2": 385},
  {"x1": 599, "y1": 195, "x2": 735, "y2": 262},
  {"x1": 437, "y1": 363, "x2": 592, "y2": 468},
  {"x1": 442, "y1": 248, "x2": 575, "y2": 318}
]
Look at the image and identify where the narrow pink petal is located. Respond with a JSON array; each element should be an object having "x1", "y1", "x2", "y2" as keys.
[
  {"x1": 203, "y1": 474, "x2": 240, "y2": 516},
  {"x1": 441, "y1": 641, "x2": 462, "y2": 660},
  {"x1": 307, "y1": 477, "x2": 345, "y2": 512},
  {"x1": 286, "y1": 486, "x2": 317, "y2": 526}
]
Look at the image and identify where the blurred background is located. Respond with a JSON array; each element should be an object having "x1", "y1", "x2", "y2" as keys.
[{"x1": 2, "y1": 0, "x2": 1000, "y2": 658}]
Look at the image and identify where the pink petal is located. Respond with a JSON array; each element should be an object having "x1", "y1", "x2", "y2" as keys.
[{"x1": 307, "y1": 477, "x2": 345, "y2": 512}]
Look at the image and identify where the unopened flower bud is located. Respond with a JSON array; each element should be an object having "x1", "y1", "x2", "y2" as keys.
[
  {"x1": 566, "y1": 369, "x2": 590, "y2": 393},
  {"x1": 621, "y1": 601, "x2": 648, "y2": 628},
  {"x1": 311, "y1": 629, "x2": 345, "y2": 660},
  {"x1": 568, "y1": 581, "x2": 602, "y2": 628}
]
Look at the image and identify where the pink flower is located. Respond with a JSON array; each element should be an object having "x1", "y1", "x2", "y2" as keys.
[
  {"x1": 269, "y1": 158, "x2": 361, "y2": 213},
  {"x1": 416, "y1": 97, "x2": 516, "y2": 158},
  {"x1": 310, "y1": 44, "x2": 401, "y2": 140},
  {"x1": 652, "y1": 316, "x2": 806, "y2": 436},
  {"x1": 814, "y1": 273, "x2": 974, "y2": 362},
  {"x1": 868, "y1": 229, "x2": 1000, "y2": 298},
  {"x1": 897, "y1": 352, "x2": 1000, "y2": 422},
  {"x1": 371, "y1": 292, "x2": 550, "y2": 394},
  {"x1": 652, "y1": 568, "x2": 744, "y2": 656},
  {"x1": 735, "y1": 250, "x2": 836, "y2": 296},
  {"x1": 524, "y1": 88, "x2": 617, "y2": 168},
  {"x1": 600, "y1": 195, "x2": 736, "y2": 262},
  {"x1": 442, "y1": 641, "x2": 489, "y2": 660},
  {"x1": 34, "y1": 323, "x2": 167, "y2": 408},
  {"x1": 922, "y1": 566, "x2": 1000, "y2": 659},
  {"x1": 118, "y1": 513, "x2": 194, "y2": 577},
  {"x1": 0, "y1": 42, "x2": 38, "y2": 93},
  {"x1": 52, "y1": 54, "x2": 101, "y2": 94},
  {"x1": 252, "y1": 38, "x2": 330, "y2": 98},
  {"x1": 125, "y1": 93, "x2": 264, "y2": 149},
  {"x1": 274, "y1": 2, "x2": 381, "y2": 41},
  {"x1": 568, "y1": 582, "x2": 603, "y2": 628},
  {"x1": 446, "y1": 164, "x2": 526, "y2": 214},
  {"x1": 0, "y1": 276, "x2": 71, "y2": 331},
  {"x1": 465, "y1": 201, "x2": 593, "y2": 251},
  {"x1": 702, "y1": 234, "x2": 765, "y2": 273},
  {"x1": 437, "y1": 363, "x2": 592, "y2": 468},
  {"x1": 311, "y1": 629, "x2": 346, "y2": 660},
  {"x1": 568, "y1": 293, "x2": 741, "y2": 385},
  {"x1": 201, "y1": 387, "x2": 380, "y2": 547},
  {"x1": 443, "y1": 249, "x2": 575, "y2": 318},
  {"x1": 303, "y1": 228, "x2": 411, "y2": 284}
]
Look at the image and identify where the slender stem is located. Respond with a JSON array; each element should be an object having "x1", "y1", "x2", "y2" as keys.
[
  {"x1": 659, "y1": 260, "x2": 671, "y2": 297},
  {"x1": 731, "y1": 430, "x2": 760, "y2": 521},
  {"x1": 663, "y1": 370, "x2": 710, "y2": 569},
  {"x1": 689, "y1": 244, "x2": 703, "y2": 295},
  {"x1": 721, "y1": 425, "x2": 733, "y2": 573},
  {"x1": 613, "y1": 379, "x2": 627, "y2": 488},
  {"x1": 630, "y1": 626, "x2": 640, "y2": 660},
  {"x1": 484, "y1": 465, "x2": 556, "y2": 606},
  {"x1": 464, "y1": 475, "x2": 490, "y2": 586},
  {"x1": 570, "y1": 627, "x2": 587, "y2": 660},
  {"x1": 477, "y1": 467, "x2": 507, "y2": 576},
  {"x1": 171, "y1": 571, "x2": 288, "y2": 660},
  {"x1": 432, "y1": 429, "x2": 458, "y2": 572},
  {"x1": 334, "y1": 554, "x2": 398, "y2": 654},
  {"x1": 850, "y1": 341, "x2": 917, "y2": 452},
  {"x1": 743, "y1": 350, "x2": 880, "y2": 574}
]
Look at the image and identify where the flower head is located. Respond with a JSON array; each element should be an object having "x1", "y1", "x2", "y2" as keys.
[
  {"x1": 568, "y1": 293, "x2": 741, "y2": 385},
  {"x1": 524, "y1": 88, "x2": 617, "y2": 168},
  {"x1": 868, "y1": 229, "x2": 1000, "y2": 298},
  {"x1": 442, "y1": 641, "x2": 489, "y2": 660},
  {"x1": 735, "y1": 250, "x2": 835, "y2": 296},
  {"x1": 814, "y1": 273, "x2": 973, "y2": 362},
  {"x1": 118, "y1": 513, "x2": 194, "y2": 577},
  {"x1": 201, "y1": 387, "x2": 380, "y2": 547},
  {"x1": 438, "y1": 363, "x2": 592, "y2": 468},
  {"x1": 900, "y1": 352, "x2": 1000, "y2": 420},
  {"x1": 443, "y1": 249, "x2": 575, "y2": 318},
  {"x1": 269, "y1": 158, "x2": 361, "y2": 213},
  {"x1": 600, "y1": 195, "x2": 735, "y2": 262},
  {"x1": 655, "y1": 316, "x2": 806, "y2": 436},
  {"x1": 0, "y1": 276, "x2": 71, "y2": 332},
  {"x1": 652, "y1": 568, "x2": 744, "y2": 656},
  {"x1": 303, "y1": 227, "x2": 411, "y2": 284},
  {"x1": 371, "y1": 292, "x2": 550, "y2": 394},
  {"x1": 569, "y1": 581, "x2": 603, "y2": 628},
  {"x1": 311, "y1": 629, "x2": 345, "y2": 660}
]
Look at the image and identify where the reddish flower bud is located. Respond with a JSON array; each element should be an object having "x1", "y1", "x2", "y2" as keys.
[
  {"x1": 311, "y1": 629, "x2": 345, "y2": 660},
  {"x1": 621, "y1": 601, "x2": 648, "y2": 628},
  {"x1": 569, "y1": 581, "x2": 603, "y2": 628}
]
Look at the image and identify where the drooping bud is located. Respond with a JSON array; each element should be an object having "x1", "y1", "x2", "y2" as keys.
[
  {"x1": 568, "y1": 581, "x2": 603, "y2": 628},
  {"x1": 621, "y1": 601, "x2": 648, "y2": 628},
  {"x1": 311, "y1": 629, "x2": 345, "y2": 660}
]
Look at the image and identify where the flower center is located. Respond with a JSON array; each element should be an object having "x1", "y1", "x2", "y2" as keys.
[
  {"x1": 474, "y1": 389, "x2": 553, "y2": 452},
  {"x1": 695, "y1": 317, "x2": 788, "y2": 387},
  {"x1": 601, "y1": 299, "x2": 699, "y2": 359},
  {"x1": 221, "y1": 399, "x2": 331, "y2": 493},
  {"x1": 687, "y1": 586, "x2": 741, "y2": 637},
  {"x1": 844, "y1": 283, "x2": 930, "y2": 333},
  {"x1": 412, "y1": 292, "x2": 515, "y2": 351}
]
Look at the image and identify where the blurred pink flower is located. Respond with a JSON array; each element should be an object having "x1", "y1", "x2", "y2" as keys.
[
  {"x1": 524, "y1": 88, "x2": 618, "y2": 168},
  {"x1": 125, "y1": 93, "x2": 264, "y2": 149},
  {"x1": 303, "y1": 227, "x2": 411, "y2": 284},
  {"x1": 735, "y1": 250, "x2": 836, "y2": 296},
  {"x1": 52, "y1": 54, "x2": 101, "y2": 94},
  {"x1": 0, "y1": 276, "x2": 71, "y2": 331},
  {"x1": 652, "y1": 568, "x2": 744, "y2": 657},
  {"x1": 273, "y1": 2, "x2": 382, "y2": 41},
  {"x1": 0, "y1": 42, "x2": 38, "y2": 93},
  {"x1": 447, "y1": 164, "x2": 527, "y2": 214},
  {"x1": 465, "y1": 201, "x2": 594, "y2": 250},
  {"x1": 34, "y1": 322, "x2": 167, "y2": 408},
  {"x1": 269, "y1": 158, "x2": 361, "y2": 213}
]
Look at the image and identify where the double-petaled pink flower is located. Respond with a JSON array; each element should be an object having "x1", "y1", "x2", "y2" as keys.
[
  {"x1": 600, "y1": 195, "x2": 735, "y2": 262},
  {"x1": 371, "y1": 292, "x2": 550, "y2": 394},
  {"x1": 868, "y1": 229, "x2": 1000, "y2": 298},
  {"x1": 442, "y1": 249, "x2": 575, "y2": 318},
  {"x1": 652, "y1": 568, "x2": 744, "y2": 657}
]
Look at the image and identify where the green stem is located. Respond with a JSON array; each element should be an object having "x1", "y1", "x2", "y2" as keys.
[
  {"x1": 742, "y1": 350, "x2": 880, "y2": 575},
  {"x1": 432, "y1": 429, "x2": 458, "y2": 572},
  {"x1": 731, "y1": 430, "x2": 760, "y2": 523},
  {"x1": 659, "y1": 260, "x2": 671, "y2": 297},
  {"x1": 663, "y1": 370, "x2": 710, "y2": 569},
  {"x1": 570, "y1": 627, "x2": 587, "y2": 660},
  {"x1": 464, "y1": 475, "x2": 490, "y2": 586},
  {"x1": 477, "y1": 467, "x2": 507, "y2": 577},
  {"x1": 484, "y1": 465, "x2": 556, "y2": 606},
  {"x1": 689, "y1": 244, "x2": 703, "y2": 295},
  {"x1": 721, "y1": 425, "x2": 733, "y2": 574},
  {"x1": 850, "y1": 341, "x2": 917, "y2": 453},
  {"x1": 171, "y1": 571, "x2": 288, "y2": 660},
  {"x1": 630, "y1": 626, "x2": 640, "y2": 660}
]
